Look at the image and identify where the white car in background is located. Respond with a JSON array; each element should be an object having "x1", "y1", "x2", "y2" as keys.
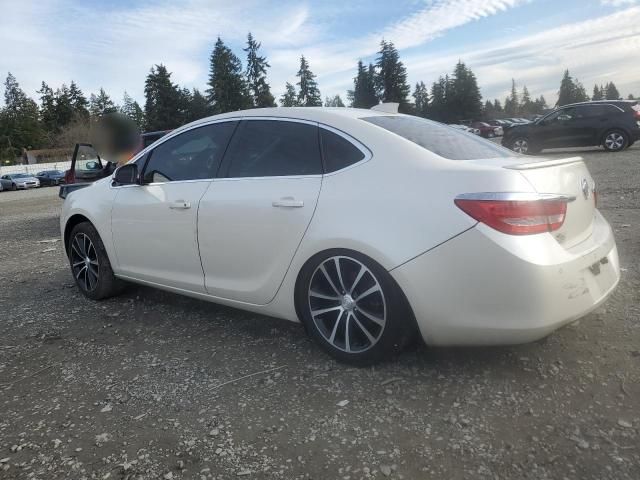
[
  {"x1": 0, "y1": 173, "x2": 40, "y2": 190},
  {"x1": 60, "y1": 107, "x2": 620, "y2": 365}
]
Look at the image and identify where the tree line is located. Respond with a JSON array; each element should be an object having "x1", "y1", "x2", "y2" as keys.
[{"x1": 1, "y1": 33, "x2": 636, "y2": 161}]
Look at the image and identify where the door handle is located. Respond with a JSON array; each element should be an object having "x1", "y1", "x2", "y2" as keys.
[
  {"x1": 272, "y1": 197, "x2": 304, "y2": 208},
  {"x1": 169, "y1": 200, "x2": 191, "y2": 210}
]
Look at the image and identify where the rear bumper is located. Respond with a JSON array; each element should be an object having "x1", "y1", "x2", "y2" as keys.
[{"x1": 391, "y1": 211, "x2": 620, "y2": 346}]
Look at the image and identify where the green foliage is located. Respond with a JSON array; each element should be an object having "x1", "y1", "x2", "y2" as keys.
[
  {"x1": 120, "y1": 91, "x2": 145, "y2": 129},
  {"x1": 324, "y1": 95, "x2": 345, "y2": 107},
  {"x1": 144, "y1": 64, "x2": 184, "y2": 131},
  {"x1": 447, "y1": 61, "x2": 482, "y2": 121},
  {"x1": 0, "y1": 73, "x2": 45, "y2": 156},
  {"x1": 592, "y1": 84, "x2": 603, "y2": 101},
  {"x1": 186, "y1": 88, "x2": 212, "y2": 122},
  {"x1": 244, "y1": 33, "x2": 275, "y2": 108},
  {"x1": 296, "y1": 56, "x2": 322, "y2": 107},
  {"x1": 413, "y1": 81, "x2": 429, "y2": 117},
  {"x1": 348, "y1": 61, "x2": 378, "y2": 109},
  {"x1": 375, "y1": 40, "x2": 410, "y2": 112},
  {"x1": 207, "y1": 37, "x2": 250, "y2": 114},
  {"x1": 557, "y1": 70, "x2": 589, "y2": 106},
  {"x1": 604, "y1": 81, "x2": 620, "y2": 100},
  {"x1": 279, "y1": 82, "x2": 298, "y2": 107},
  {"x1": 89, "y1": 88, "x2": 117, "y2": 117}
]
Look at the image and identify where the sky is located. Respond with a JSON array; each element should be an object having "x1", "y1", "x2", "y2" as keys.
[{"x1": 1, "y1": 0, "x2": 639, "y2": 108}]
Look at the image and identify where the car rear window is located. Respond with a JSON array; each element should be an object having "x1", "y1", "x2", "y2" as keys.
[{"x1": 362, "y1": 116, "x2": 513, "y2": 160}]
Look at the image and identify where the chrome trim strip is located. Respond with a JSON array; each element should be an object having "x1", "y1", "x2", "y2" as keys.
[{"x1": 455, "y1": 192, "x2": 577, "y2": 202}]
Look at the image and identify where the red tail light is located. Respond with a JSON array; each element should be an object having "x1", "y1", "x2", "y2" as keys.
[{"x1": 455, "y1": 193, "x2": 572, "y2": 235}]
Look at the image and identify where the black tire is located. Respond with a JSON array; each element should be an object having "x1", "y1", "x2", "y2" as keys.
[
  {"x1": 510, "y1": 137, "x2": 540, "y2": 155},
  {"x1": 602, "y1": 129, "x2": 629, "y2": 152},
  {"x1": 296, "y1": 249, "x2": 416, "y2": 366},
  {"x1": 67, "y1": 222, "x2": 125, "y2": 300}
]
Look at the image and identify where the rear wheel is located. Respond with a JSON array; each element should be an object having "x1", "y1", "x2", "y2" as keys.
[
  {"x1": 297, "y1": 250, "x2": 415, "y2": 366},
  {"x1": 602, "y1": 130, "x2": 628, "y2": 152},
  {"x1": 68, "y1": 222, "x2": 124, "y2": 300}
]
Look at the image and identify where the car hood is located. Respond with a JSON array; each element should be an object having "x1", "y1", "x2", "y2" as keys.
[{"x1": 15, "y1": 177, "x2": 39, "y2": 182}]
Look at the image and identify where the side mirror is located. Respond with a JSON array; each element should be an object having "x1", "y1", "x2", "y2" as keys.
[{"x1": 113, "y1": 163, "x2": 139, "y2": 185}]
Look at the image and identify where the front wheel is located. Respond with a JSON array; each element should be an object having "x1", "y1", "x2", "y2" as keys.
[
  {"x1": 68, "y1": 222, "x2": 124, "y2": 300},
  {"x1": 602, "y1": 130, "x2": 628, "y2": 152},
  {"x1": 297, "y1": 250, "x2": 415, "y2": 366}
]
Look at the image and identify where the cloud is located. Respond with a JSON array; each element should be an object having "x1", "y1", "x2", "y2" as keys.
[{"x1": 600, "y1": 0, "x2": 638, "y2": 6}]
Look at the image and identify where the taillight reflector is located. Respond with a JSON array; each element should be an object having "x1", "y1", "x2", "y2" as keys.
[{"x1": 455, "y1": 197, "x2": 569, "y2": 235}]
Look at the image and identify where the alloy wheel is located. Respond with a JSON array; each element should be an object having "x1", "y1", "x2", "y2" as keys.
[
  {"x1": 512, "y1": 138, "x2": 528, "y2": 154},
  {"x1": 308, "y1": 256, "x2": 386, "y2": 353},
  {"x1": 70, "y1": 233, "x2": 100, "y2": 292},
  {"x1": 604, "y1": 132, "x2": 624, "y2": 150}
]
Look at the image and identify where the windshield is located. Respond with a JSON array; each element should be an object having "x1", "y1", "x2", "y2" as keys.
[
  {"x1": 11, "y1": 173, "x2": 31, "y2": 178},
  {"x1": 363, "y1": 115, "x2": 514, "y2": 160}
]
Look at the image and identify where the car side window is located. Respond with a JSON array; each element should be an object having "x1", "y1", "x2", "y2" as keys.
[
  {"x1": 224, "y1": 120, "x2": 322, "y2": 178},
  {"x1": 320, "y1": 128, "x2": 365, "y2": 173},
  {"x1": 142, "y1": 122, "x2": 236, "y2": 184}
]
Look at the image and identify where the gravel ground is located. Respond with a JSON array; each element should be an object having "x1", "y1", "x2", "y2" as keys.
[{"x1": 0, "y1": 145, "x2": 638, "y2": 480}]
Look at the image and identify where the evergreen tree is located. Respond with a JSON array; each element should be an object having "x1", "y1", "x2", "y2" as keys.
[
  {"x1": 324, "y1": 95, "x2": 345, "y2": 107},
  {"x1": 605, "y1": 81, "x2": 620, "y2": 100},
  {"x1": 37, "y1": 82, "x2": 57, "y2": 134},
  {"x1": 207, "y1": 37, "x2": 250, "y2": 114},
  {"x1": 493, "y1": 99, "x2": 503, "y2": 113},
  {"x1": 557, "y1": 70, "x2": 588, "y2": 106},
  {"x1": 374, "y1": 40, "x2": 411, "y2": 112},
  {"x1": 483, "y1": 99, "x2": 495, "y2": 120},
  {"x1": 296, "y1": 55, "x2": 322, "y2": 107},
  {"x1": 187, "y1": 88, "x2": 212, "y2": 122},
  {"x1": 54, "y1": 84, "x2": 75, "y2": 127},
  {"x1": 592, "y1": 84, "x2": 603, "y2": 101},
  {"x1": 69, "y1": 81, "x2": 89, "y2": 119},
  {"x1": 628, "y1": 93, "x2": 636, "y2": 100},
  {"x1": 447, "y1": 61, "x2": 482, "y2": 121},
  {"x1": 89, "y1": 88, "x2": 117, "y2": 117},
  {"x1": 520, "y1": 85, "x2": 533, "y2": 115},
  {"x1": 348, "y1": 60, "x2": 378, "y2": 109},
  {"x1": 504, "y1": 79, "x2": 519, "y2": 116},
  {"x1": 429, "y1": 76, "x2": 448, "y2": 122},
  {"x1": 533, "y1": 95, "x2": 548, "y2": 114},
  {"x1": 280, "y1": 82, "x2": 298, "y2": 107},
  {"x1": 144, "y1": 64, "x2": 182, "y2": 130},
  {"x1": 121, "y1": 91, "x2": 145, "y2": 129},
  {"x1": 244, "y1": 33, "x2": 275, "y2": 108},
  {"x1": 0, "y1": 73, "x2": 44, "y2": 155},
  {"x1": 413, "y1": 81, "x2": 429, "y2": 117}
]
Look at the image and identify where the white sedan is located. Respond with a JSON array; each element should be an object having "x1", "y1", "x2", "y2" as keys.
[{"x1": 60, "y1": 107, "x2": 620, "y2": 365}]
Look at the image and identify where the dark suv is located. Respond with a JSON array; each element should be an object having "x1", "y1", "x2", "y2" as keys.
[{"x1": 502, "y1": 100, "x2": 640, "y2": 154}]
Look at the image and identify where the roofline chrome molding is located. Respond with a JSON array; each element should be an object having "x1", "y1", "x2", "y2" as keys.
[{"x1": 455, "y1": 192, "x2": 577, "y2": 203}]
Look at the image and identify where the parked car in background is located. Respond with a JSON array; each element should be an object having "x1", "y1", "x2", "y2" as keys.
[
  {"x1": 0, "y1": 173, "x2": 40, "y2": 190},
  {"x1": 36, "y1": 170, "x2": 66, "y2": 186},
  {"x1": 60, "y1": 107, "x2": 620, "y2": 365},
  {"x1": 503, "y1": 100, "x2": 640, "y2": 154},
  {"x1": 63, "y1": 130, "x2": 171, "y2": 185},
  {"x1": 470, "y1": 121, "x2": 503, "y2": 138},
  {"x1": 0, "y1": 176, "x2": 14, "y2": 192}
]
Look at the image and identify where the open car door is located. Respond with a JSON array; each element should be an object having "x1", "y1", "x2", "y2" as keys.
[{"x1": 60, "y1": 143, "x2": 116, "y2": 199}]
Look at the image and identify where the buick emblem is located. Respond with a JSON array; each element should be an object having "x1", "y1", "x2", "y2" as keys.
[{"x1": 581, "y1": 178, "x2": 590, "y2": 200}]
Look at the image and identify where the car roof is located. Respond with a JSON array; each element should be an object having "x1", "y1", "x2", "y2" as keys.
[{"x1": 562, "y1": 100, "x2": 637, "y2": 108}]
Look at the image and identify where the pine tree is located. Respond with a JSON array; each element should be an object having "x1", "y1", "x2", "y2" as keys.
[
  {"x1": 37, "y1": 82, "x2": 57, "y2": 134},
  {"x1": 520, "y1": 85, "x2": 533, "y2": 115},
  {"x1": 54, "y1": 84, "x2": 75, "y2": 127},
  {"x1": 374, "y1": 40, "x2": 410, "y2": 112},
  {"x1": 504, "y1": 79, "x2": 519, "y2": 116},
  {"x1": 592, "y1": 84, "x2": 603, "y2": 101},
  {"x1": 605, "y1": 82, "x2": 620, "y2": 100},
  {"x1": 207, "y1": 37, "x2": 250, "y2": 114},
  {"x1": 89, "y1": 88, "x2": 117, "y2": 117},
  {"x1": 483, "y1": 100, "x2": 495, "y2": 120},
  {"x1": 144, "y1": 64, "x2": 182, "y2": 130},
  {"x1": 348, "y1": 60, "x2": 378, "y2": 109},
  {"x1": 448, "y1": 61, "x2": 482, "y2": 121},
  {"x1": 493, "y1": 99, "x2": 503, "y2": 113},
  {"x1": 429, "y1": 76, "x2": 448, "y2": 122},
  {"x1": 279, "y1": 83, "x2": 298, "y2": 107},
  {"x1": 0, "y1": 73, "x2": 44, "y2": 154},
  {"x1": 628, "y1": 93, "x2": 636, "y2": 100},
  {"x1": 187, "y1": 88, "x2": 212, "y2": 122},
  {"x1": 121, "y1": 92, "x2": 145, "y2": 129},
  {"x1": 324, "y1": 95, "x2": 345, "y2": 107},
  {"x1": 413, "y1": 81, "x2": 429, "y2": 117},
  {"x1": 296, "y1": 56, "x2": 322, "y2": 107},
  {"x1": 244, "y1": 33, "x2": 275, "y2": 108},
  {"x1": 69, "y1": 81, "x2": 89, "y2": 119}
]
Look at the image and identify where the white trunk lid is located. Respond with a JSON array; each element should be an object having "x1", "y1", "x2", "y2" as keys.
[{"x1": 505, "y1": 157, "x2": 595, "y2": 248}]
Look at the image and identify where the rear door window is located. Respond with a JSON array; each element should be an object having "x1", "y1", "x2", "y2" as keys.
[
  {"x1": 223, "y1": 120, "x2": 322, "y2": 177},
  {"x1": 320, "y1": 128, "x2": 366, "y2": 172},
  {"x1": 362, "y1": 116, "x2": 512, "y2": 160}
]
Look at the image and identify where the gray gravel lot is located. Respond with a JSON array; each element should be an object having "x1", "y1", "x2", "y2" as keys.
[{"x1": 0, "y1": 145, "x2": 639, "y2": 479}]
